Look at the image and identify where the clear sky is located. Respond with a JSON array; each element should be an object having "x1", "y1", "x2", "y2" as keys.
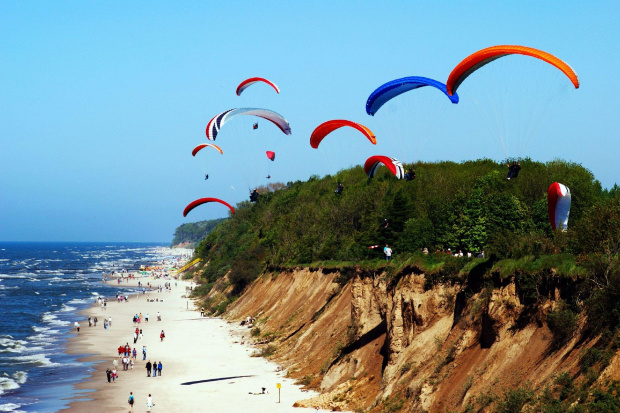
[{"x1": 1, "y1": 1, "x2": 618, "y2": 242}]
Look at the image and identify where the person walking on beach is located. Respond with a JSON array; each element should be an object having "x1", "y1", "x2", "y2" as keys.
[
  {"x1": 160, "y1": 330, "x2": 165, "y2": 342},
  {"x1": 139, "y1": 329, "x2": 143, "y2": 340},
  {"x1": 142, "y1": 346, "x2": 147, "y2": 360},
  {"x1": 146, "y1": 360, "x2": 152, "y2": 377},
  {"x1": 106, "y1": 368, "x2": 111, "y2": 383},
  {"x1": 146, "y1": 394, "x2": 154, "y2": 412},
  {"x1": 128, "y1": 392, "x2": 134, "y2": 413},
  {"x1": 152, "y1": 361, "x2": 157, "y2": 377},
  {"x1": 157, "y1": 361, "x2": 162, "y2": 376}
]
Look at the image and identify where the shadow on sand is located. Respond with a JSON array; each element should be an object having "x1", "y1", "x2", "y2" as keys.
[{"x1": 180, "y1": 375, "x2": 255, "y2": 385}]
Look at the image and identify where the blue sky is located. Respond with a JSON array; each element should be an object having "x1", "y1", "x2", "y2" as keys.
[{"x1": 1, "y1": 1, "x2": 618, "y2": 242}]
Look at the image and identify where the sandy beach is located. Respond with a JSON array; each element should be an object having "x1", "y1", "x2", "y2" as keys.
[{"x1": 63, "y1": 275, "x2": 326, "y2": 412}]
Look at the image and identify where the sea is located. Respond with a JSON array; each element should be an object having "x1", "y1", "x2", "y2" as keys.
[{"x1": 0, "y1": 242, "x2": 190, "y2": 413}]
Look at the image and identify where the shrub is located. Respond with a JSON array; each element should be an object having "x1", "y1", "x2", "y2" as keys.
[{"x1": 547, "y1": 300, "x2": 578, "y2": 345}]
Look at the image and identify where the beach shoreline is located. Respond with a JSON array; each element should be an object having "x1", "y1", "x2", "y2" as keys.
[{"x1": 61, "y1": 274, "x2": 327, "y2": 412}]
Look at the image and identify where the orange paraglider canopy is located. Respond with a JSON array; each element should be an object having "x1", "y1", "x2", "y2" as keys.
[
  {"x1": 192, "y1": 143, "x2": 223, "y2": 156},
  {"x1": 310, "y1": 120, "x2": 376, "y2": 149},
  {"x1": 446, "y1": 45, "x2": 580, "y2": 96}
]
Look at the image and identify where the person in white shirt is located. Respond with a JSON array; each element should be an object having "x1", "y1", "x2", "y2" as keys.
[{"x1": 383, "y1": 244, "x2": 392, "y2": 261}]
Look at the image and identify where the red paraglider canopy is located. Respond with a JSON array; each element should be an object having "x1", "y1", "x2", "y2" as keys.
[
  {"x1": 183, "y1": 198, "x2": 235, "y2": 217},
  {"x1": 310, "y1": 120, "x2": 376, "y2": 149},
  {"x1": 363, "y1": 155, "x2": 404, "y2": 179},
  {"x1": 236, "y1": 77, "x2": 280, "y2": 96},
  {"x1": 266, "y1": 151, "x2": 275, "y2": 161}
]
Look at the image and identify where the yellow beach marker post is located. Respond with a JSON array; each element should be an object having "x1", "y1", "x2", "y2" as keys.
[{"x1": 277, "y1": 383, "x2": 281, "y2": 403}]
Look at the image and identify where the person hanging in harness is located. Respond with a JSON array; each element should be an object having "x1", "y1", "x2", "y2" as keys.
[
  {"x1": 204, "y1": 174, "x2": 209, "y2": 180},
  {"x1": 334, "y1": 183, "x2": 344, "y2": 195},
  {"x1": 506, "y1": 160, "x2": 522, "y2": 180},
  {"x1": 249, "y1": 189, "x2": 259, "y2": 202},
  {"x1": 253, "y1": 122, "x2": 258, "y2": 130},
  {"x1": 404, "y1": 167, "x2": 416, "y2": 182}
]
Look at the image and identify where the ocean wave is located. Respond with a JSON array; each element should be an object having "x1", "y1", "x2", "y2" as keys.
[
  {"x1": 0, "y1": 372, "x2": 26, "y2": 394},
  {"x1": 0, "y1": 336, "x2": 27, "y2": 353},
  {"x1": 11, "y1": 372, "x2": 27, "y2": 385},
  {"x1": 0, "y1": 274, "x2": 27, "y2": 280},
  {"x1": 36, "y1": 270, "x2": 64, "y2": 275},
  {"x1": 41, "y1": 313, "x2": 70, "y2": 327},
  {"x1": 9, "y1": 353, "x2": 60, "y2": 367},
  {"x1": 59, "y1": 304, "x2": 77, "y2": 312},
  {"x1": 67, "y1": 298, "x2": 91, "y2": 305},
  {"x1": 0, "y1": 402, "x2": 23, "y2": 412}
]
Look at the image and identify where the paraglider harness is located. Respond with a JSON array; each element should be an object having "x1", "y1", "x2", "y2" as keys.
[
  {"x1": 506, "y1": 160, "x2": 522, "y2": 180},
  {"x1": 334, "y1": 183, "x2": 344, "y2": 195},
  {"x1": 249, "y1": 189, "x2": 259, "y2": 203},
  {"x1": 253, "y1": 122, "x2": 258, "y2": 130}
]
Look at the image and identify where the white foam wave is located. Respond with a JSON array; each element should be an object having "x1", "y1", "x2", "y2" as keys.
[
  {"x1": 41, "y1": 313, "x2": 70, "y2": 327},
  {"x1": 59, "y1": 304, "x2": 77, "y2": 312},
  {"x1": 9, "y1": 353, "x2": 60, "y2": 367},
  {"x1": 0, "y1": 402, "x2": 23, "y2": 412},
  {"x1": 0, "y1": 336, "x2": 27, "y2": 353},
  {"x1": 0, "y1": 377, "x2": 20, "y2": 393},
  {"x1": 67, "y1": 298, "x2": 90, "y2": 305},
  {"x1": 0, "y1": 274, "x2": 26, "y2": 280}
]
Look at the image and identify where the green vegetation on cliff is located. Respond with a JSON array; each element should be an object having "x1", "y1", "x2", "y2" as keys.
[
  {"x1": 171, "y1": 218, "x2": 226, "y2": 246},
  {"x1": 196, "y1": 159, "x2": 617, "y2": 288}
]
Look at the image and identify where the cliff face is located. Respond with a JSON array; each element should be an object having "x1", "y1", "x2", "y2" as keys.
[{"x1": 223, "y1": 268, "x2": 620, "y2": 412}]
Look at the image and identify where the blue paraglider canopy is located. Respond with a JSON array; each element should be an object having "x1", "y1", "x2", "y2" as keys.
[{"x1": 366, "y1": 76, "x2": 459, "y2": 116}]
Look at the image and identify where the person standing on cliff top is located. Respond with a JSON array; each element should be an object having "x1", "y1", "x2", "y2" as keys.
[{"x1": 384, "y1": 244, "x2": 392, "y2": 261}]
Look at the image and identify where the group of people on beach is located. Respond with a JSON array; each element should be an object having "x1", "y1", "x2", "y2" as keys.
[{"x1": 145, "y1": 360, "x2": 163, "y2": 377}]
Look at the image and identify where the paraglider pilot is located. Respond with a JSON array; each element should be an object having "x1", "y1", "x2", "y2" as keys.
[
  {"x1": 205, "y1": 174, "x2": 209, "y2": 180},
  {"x1": 404, "y1": 167, "x2": 416, "y2": 182},
  {"x1": 334, "y1": 183, "x2": 344, "y2": 195},
  {"x1": 250, "y1": 189, "x2": 259, "y2": 202},
  {"x1": 253, "y1": 122, "x2": 258, "y2": 130},
  {"x1": 506, "y1": 161, "x2": 521, "y2": 180}
]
